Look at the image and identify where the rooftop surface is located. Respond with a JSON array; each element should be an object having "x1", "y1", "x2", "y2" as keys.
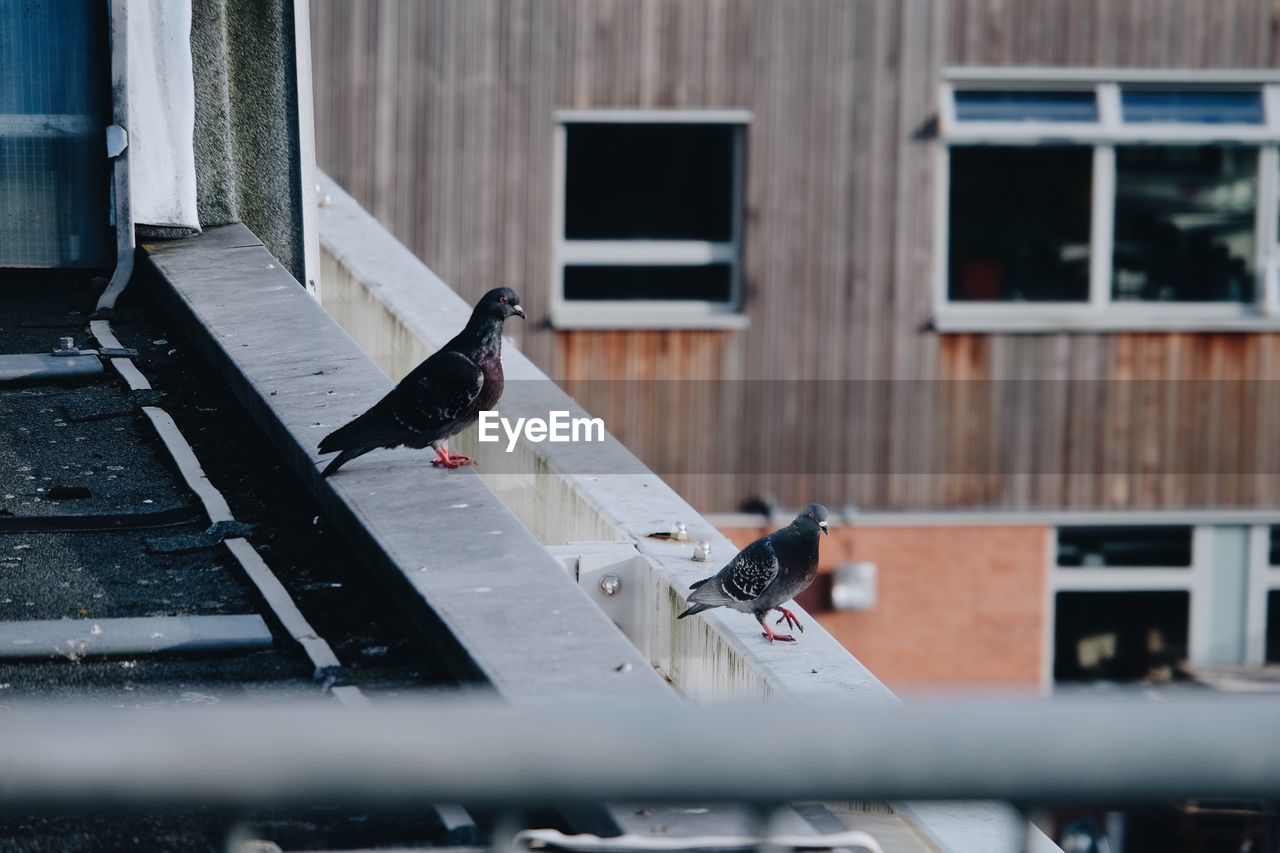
[
  {"x1": 0, "y1": 274, "x2": 473, "y2": 849},
  {"x1": 0, "y1": 275, "x2": 453, "y2": 701}
]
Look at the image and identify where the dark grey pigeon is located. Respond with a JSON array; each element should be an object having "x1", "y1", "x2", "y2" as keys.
[
  {"x1": 677, "y1": 503, "x2": 829, "y2": 642},
  {"x1": 318, "y1": 287, "x2": 525, "y2": 476}
]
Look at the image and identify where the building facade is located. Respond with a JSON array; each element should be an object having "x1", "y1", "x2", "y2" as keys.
[{"x1": 310, "y1": 0, "x2": 1280, "y2": 689}]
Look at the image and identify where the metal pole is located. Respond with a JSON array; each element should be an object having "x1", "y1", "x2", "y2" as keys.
[{"x1": 0, "y1": 697, "x2": 1277, "y2": 809}]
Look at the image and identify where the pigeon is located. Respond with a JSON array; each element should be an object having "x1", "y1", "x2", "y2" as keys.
[
  {"x1": 677, "y1": 503, "x2": 829, "y2": 642},
  {"x1": 318, "y1": 287, "x2": 525, "y2": 476}
]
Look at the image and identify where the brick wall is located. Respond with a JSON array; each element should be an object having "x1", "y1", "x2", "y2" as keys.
[{"x1": 721, "y1": 523, "x2": 1051, "y2": 691}]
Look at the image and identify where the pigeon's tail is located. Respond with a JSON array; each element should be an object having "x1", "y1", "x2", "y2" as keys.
[
  {"x1": 688, "y1": 577, "x2": 710, "y2": 590},
  {"x1": 318, "y1": 405, "x2": 406, "y2": 455},
  {"x1": 321, "y1": 446, "x2": 373, "y2": 477},
  {"x1": 677, "y1": 602, "x2": 717, "y2": 620}
]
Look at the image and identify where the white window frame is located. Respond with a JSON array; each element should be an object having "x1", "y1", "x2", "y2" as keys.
[
  {"x1": 1047, "y1": 522, "x2": 1280, "y2": 688},
  {"x1": 935, "y1": 68, "x2": 1280, "y2": 332},
  {"x1": 1245, "y1": 525, "x2": 1280, "y2": 665},
  {"x1": 1044, "y1": 524, "x2": 1206, "y2": 691},
  {"x1": 550, "y1": 109, "x2": 751, "y2": 330}
]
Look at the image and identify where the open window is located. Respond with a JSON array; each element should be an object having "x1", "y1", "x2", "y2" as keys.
[{"x1": 551, "y1": 111, "x2": 749, "y2": 329}]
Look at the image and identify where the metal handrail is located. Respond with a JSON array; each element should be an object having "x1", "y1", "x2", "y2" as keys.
[{"x1": 0, "y1": 695, "x2": 1275, "y2": 809}]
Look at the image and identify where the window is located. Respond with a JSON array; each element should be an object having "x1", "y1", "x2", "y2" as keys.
[
  {"x1": 1263, "y1": 528, "x2": 1280, "y2": 663},
  {"x1": 937, "y1": 71, "x2": 1280, "y2": 331},
  {"x1": 949, "y1": 147, "x2": 1092, "y2": 301},
  {"x1": 1047, "y1": 522, "x2": 1280, "y2": 684},
  {"x1": 1268, "y1": 590, "x2": 1280, "y2": 664},
  {"x1": 1054, "y1": 590, "x2": 1189, "y2": 681},
  {"x1": 1057, "y1": 526, "x2": 1193, "y2": 568},
  {"x1": 1051, "y1": 526, "x2": 1196, "y2": 685},
  {"x1": 1112, "y1": 146, "x2": 1257, "y2": 302},
  {"x1": 551, "y1": 111, "x2": 749, "y2": 329}
]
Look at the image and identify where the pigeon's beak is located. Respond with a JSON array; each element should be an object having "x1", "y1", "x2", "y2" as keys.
[
  {"x1": 818, "y1": 521, "x2": 829, "y2": 535},
  {"x1": 512, "y1": 305, "x2": 526, "y2": 319}
]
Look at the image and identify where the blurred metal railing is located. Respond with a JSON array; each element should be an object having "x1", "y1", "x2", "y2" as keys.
[{"x1": 1, "y1": 696, "x2": 1276, "y2": 809}]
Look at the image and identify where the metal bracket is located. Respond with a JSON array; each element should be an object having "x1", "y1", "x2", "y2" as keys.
[
  {"x1": 548, "y1": 544, "x2": 649, "y2": 642},
  {"x1": 50, "y1": 342, "x2": 139, "y2": 358}
]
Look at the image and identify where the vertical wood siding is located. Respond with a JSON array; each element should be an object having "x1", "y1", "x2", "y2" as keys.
[{"x1": 312, "y1": 0, "x2": 1280, "y2": 513}]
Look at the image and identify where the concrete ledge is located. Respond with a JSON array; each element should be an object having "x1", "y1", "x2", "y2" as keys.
[{"x1": 140, "y1": 224, "x2": 672, "y2": 705}]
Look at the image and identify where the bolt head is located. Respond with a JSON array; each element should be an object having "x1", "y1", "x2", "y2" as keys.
[{"x1": 599, "y1": 573, "x2": 621, "y2": 596}]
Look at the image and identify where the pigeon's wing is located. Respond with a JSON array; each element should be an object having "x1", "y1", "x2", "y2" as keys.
[
  {"x1": 319, "y1": 350, "x2": 483, "y2": 453},
  {"x1": 390, "y1": 349, "x2": 486, "y2": 439},
  {"x1": 717, "y1": 537, "x2": 780, "y2": 603}
]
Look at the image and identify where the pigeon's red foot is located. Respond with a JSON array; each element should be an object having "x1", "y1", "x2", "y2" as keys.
[
  {"x1": 431, "y1": 447, "x2": 475, "y2": 469},
  {"x1": 760, "y1": 624, "x2": 796, "y2": 643},
  {"x1": 774, "y1": 607, "x2": 805, "y2": 633}
]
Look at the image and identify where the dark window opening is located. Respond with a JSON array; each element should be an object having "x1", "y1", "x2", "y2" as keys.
[
  {"x1": 1054, "y1": 591, "x2": 1190, "y2": 682},
  {"x1": 954, "y1": 90, "x2": 1098, "y2": 123},
  {"x1": 948, "y1": 146, "x2": 1092, "y2": 301},
  {"x1": 563, "y1": 265, "x2": 732, "y2": 302},
  {"x1": 1057, "y1": 527, "x2": 1193, "y2": 568},
  {"x1": 1265, "y1": 526, "x2": 1280, "y2": 566},
  {"x1": 1267, "y1": 590, "x2": 1280, "y2": 664},
  {"x1": 1112, "y1": 145, "x2": 1257, "y2": 303},
  {"x1": 564, "y1": 123, "x2": 737, "y2": 241}
]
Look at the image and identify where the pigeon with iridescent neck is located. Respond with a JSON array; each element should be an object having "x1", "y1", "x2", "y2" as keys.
[{"x1": 318, "y1": 287, "x2": 524, "y2": 476}]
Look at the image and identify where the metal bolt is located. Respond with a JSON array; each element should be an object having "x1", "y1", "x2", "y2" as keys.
[
  {"x1": 599, "y1": 573, "x2": 621, "y2": 596},
  {"x1": 59, "y1": 337, "x2": 75, "y2": 351},
  {"x1": 673, "y1": 521, "x2": 689, "y2": 542},
  {"x1": 693, "y1": 540, "x2": 713, "y2": 562}
]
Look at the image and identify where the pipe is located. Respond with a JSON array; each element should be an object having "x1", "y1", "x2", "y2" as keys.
[
  {"x1": 0, "y1": 696, "x2": 1276, "y2": 809},
  {"x1": 98, "y1": 0, "x2": 135, "y2": 315}
]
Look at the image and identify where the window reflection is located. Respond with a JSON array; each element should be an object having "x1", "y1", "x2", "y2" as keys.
[
  {"x1": 955, "y1": 90, "x2": 1098, "y2": 123},
  {"x1": 1120, "y1": 89, "x2": 1264, "y2": 125},
  {"x1": 1112, "y1": 146, "x2": 1256, "y2": 302}
]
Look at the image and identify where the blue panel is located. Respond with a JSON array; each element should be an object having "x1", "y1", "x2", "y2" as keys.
[
  {"x1": 1205, "y1": 526, "x2": 1249, "y2": 665},
  {"x1": 0, "y1": 0, "x2": 113, "y2": 268},
  {"x1": 954, "y1": 90, "x2": 1098, "y2": 122},
  {"x1": 1121, "y1": 89, "x2": 1265, "y2": 124}
]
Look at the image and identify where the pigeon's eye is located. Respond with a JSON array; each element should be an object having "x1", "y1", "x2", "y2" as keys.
[
  {"x1": 499, "y1": 295, "x2": 507, "y2": 304},
  {"x1": 808, "y1": 512, "x2": 814, "y2": 519}
]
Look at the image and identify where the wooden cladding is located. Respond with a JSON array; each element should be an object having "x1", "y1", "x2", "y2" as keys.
[{"x1": 311, "y1": 0, "x2": 1280, "y2": 512}]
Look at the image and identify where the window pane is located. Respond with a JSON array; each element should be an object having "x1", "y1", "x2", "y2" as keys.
[
  {"x1": 1112, "y1": 146, "x2": 1256, "y2": 302},
  {"x1": 1268, "y1": 590, "x2": 1280, "y2": 664},
  {"x1": 565, "y1": 124, "x2": 736, "y2": 240},
  {"x1": 1121, "y1": 89, "x2": 1264, "y2": 124},
  {"x1": 948, "y1": 146, "x2": 1092, "y2": 301},
  {"x1": 1054, "y1": 591, "x2": 1189, "y2": 682},
  {"x1": 1057, "y1": 526, "x2": 1193, "y2": 567},
  {"x1": 955, "y1": 90, "x2": 1098, "y2": 123},
  {"x1": 563, "y1": 264, "x2": 732, "y2": 302}
]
